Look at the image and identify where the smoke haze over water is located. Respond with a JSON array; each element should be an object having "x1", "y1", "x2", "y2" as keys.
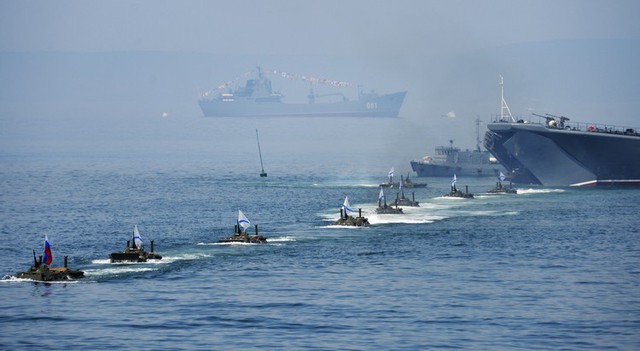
[{"x1": 1, "y1": 1, "x2": 639, "y2": 176}]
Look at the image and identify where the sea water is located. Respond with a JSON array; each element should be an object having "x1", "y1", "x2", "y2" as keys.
[{"x1": 1, "y1": 156, "x2": 639, "y2": 350}]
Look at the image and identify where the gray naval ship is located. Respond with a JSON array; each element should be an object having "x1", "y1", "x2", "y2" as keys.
[
  {"x1": 198, "y1": 67, "x2": 406, "y2": 117},
  {"x1": 410, "y1": 118, "x2": 507, "y2": 178},
  {"x1": 485, "y1": 114, "x2": 640, "y2": 186},
  {"x1": 484, "y1": 76, "x2": 640, "y2": 186}
]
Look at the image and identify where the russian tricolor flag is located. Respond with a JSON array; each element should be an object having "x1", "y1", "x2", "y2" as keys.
[{"x1": 43, "y1": 234, "x2": 53, "y2": 265}]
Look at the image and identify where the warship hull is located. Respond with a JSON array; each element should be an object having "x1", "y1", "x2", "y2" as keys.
[
  {"x1": 199, "y1": 91, "x2": 407, "y2": 117},
  {"x1": 484, "y1": 121, "x2": 640, "y2": 186},
  {"x1": 410, "y1": 157, "x2": 505, "y2": 178}
]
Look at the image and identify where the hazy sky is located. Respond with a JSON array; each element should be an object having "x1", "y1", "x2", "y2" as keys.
[
  {"x1": 2, "y1": 0, "x2": 639, "y2": 53},
  {"x1": 1, "y1": 1, "x2": 639, "y2": 175}
]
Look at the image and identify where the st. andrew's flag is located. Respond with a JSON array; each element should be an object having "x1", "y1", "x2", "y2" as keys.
[
  {"x1": 238, "y1": 210, "x2": 251, "y2": 233},
  {"x1": 343, "y1": 196, "x2": 353, "y2": 215}
]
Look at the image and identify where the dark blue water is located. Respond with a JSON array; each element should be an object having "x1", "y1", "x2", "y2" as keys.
[{"x1": 1, "y1": 157, "x2": 639, "y2": 350}]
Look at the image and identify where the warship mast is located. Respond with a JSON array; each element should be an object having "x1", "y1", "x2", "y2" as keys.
[{"x1": 500, "y1": 75, "x2": 515, "y2": 122}]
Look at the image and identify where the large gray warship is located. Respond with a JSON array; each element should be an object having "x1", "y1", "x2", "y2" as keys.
[
  {"x1": 485, "y1": 115, "x2": 640, "y2": 186},
  {"x1": 483, "y1": 77, "x2": 640, "y2": 186},
  {"x1": 198, "y1": 67, "x2": 406, "y2": 117}
]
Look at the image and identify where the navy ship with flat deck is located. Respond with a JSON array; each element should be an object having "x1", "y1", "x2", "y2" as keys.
[
  {"x1": 199, "y1": 67, "x2": 406, "y2": 118},
  {"x1": 483, "y1": 77, "x2": 640, "y2": 186}
]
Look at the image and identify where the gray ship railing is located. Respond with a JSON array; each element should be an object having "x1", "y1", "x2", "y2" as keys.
[{"x1": 491, "y1": 115, "x2": 640, "y2": 137}]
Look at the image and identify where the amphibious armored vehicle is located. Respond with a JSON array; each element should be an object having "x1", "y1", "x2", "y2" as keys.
[
  {"x1": 110, "y1": 225, "x2": 162, "y2": 263},
  {"x1": 334, "y1": 208, "x2": 370, "y2": 227},
  {"x1": 445, "y1": 184, "x2": 474, "y2": 199},
  {"x1": 17, "y1": 251, "x2": 84, "y2": 281},
  {"x1": 375, "y1": 187, "x2": 404, "y2": 214},
  {"x1": 218, "y1": 224, "x2": 267, "y2": 244},
  {"x1": 487, "y1": 180, "x2": 517, "y2": 194},
  {"x1": 218, "y1": 210, "x2": 267, "y2": 244}
]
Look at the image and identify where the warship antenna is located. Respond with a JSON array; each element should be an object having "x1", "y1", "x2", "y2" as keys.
[
  {"x1": 475, "y1": 116, "x2": 482, "y2": 152},
  {"x1": 256, "y1": 129, "x2": 267, "y2": 177},
  {"x1": 500, "y1": 75, "x2": 515, "y2": 122}
]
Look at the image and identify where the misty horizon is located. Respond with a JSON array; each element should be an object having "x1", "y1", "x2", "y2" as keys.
[{"x1": 1, "y1": 1, "x2": 639, "y2": 176}]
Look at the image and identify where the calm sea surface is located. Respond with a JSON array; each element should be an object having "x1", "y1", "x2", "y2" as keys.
[{"x1": 1, "y1": 156, "x2": 639, "y2": 350}]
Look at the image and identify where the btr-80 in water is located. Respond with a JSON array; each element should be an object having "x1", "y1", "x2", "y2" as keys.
[
  {"x1": 17, "y1": 239, "x2": 84, "y2": 282},
  {"x1": 218, "y1": 210, "x2": 267, "y2": 244},
  {"x1": 110, "y1": 225, "x2": 162, "y2": 263},
  {"x1": 375, "y1": 187, "x2": 403, "y2": 214},
  {"x1": 333, "y1": 196, "x2": 370, "y2": 227}
]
